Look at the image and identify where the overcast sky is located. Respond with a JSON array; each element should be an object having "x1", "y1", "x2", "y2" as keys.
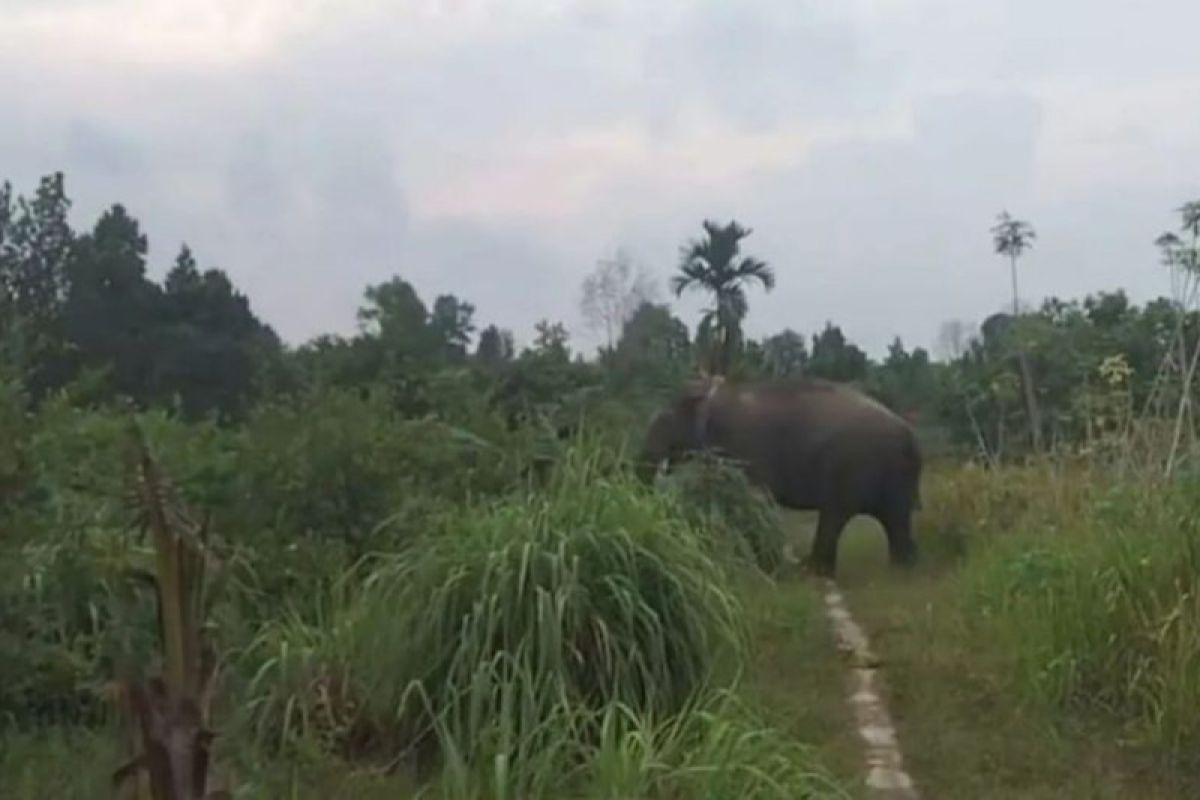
[{"x1": 3, "y1": 0, "x2": 1199, "y2": 356}]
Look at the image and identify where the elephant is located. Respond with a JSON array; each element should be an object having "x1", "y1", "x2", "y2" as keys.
[{"x1": 636, "y1": 375, "x2": 922, "y2": 577}]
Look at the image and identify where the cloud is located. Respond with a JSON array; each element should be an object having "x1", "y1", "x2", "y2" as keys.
[
  {"x1": 0, "y1": 0, "x2": 332, "y2": 65},
  {"x1": 2, "y1": 0, "x2": 1199, "y2": 358},
  {"x1": 64, "y1": 119, "x2": 144, "y2": 177}
]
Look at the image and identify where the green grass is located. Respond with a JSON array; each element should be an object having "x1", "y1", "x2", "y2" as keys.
[
  {"x1": 0, "y1": 727, "x2": 118, "y2": 800},
  {"x1": 739, "y1": 570, "x2": 868, "y2": 799},
  {"x1": 768, "y1": 468, "x2": 1200, "y2": 799}
]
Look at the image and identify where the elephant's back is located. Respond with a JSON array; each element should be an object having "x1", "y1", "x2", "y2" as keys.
[{"x1": 749, "y1": 378, "x2": 911, "y2": 433}]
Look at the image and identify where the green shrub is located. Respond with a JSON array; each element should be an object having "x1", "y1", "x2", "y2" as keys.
[
  {"x1": 232, "y1": 386, "x2": 517, "y2": 550},
  {"x1": 663, "y1": 453, "x2": 789, "y2": 575},
  {"x1": 0, "y1": 401, "x2": 230, "y2": 725}
]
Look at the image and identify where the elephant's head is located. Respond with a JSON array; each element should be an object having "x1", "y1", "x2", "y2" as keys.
[{"x1": 635, "y1": 375, "x2": 725, "y2": 482}]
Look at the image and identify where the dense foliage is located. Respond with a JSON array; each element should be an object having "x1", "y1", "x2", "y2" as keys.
[{"x1": 4, "y1": 169, "x2": 1200, "y2": 795}]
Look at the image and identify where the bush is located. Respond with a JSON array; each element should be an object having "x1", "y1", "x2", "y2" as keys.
[
  {"x1": 0, "y1": 401, "x2": 230, "y2": 725},
  {"x1": 662, "y1": 453, "x2": 789, "y2": 575},
  {"x1": 232, "y1": 386, "x2": 519, "y2": 550},
  {"x1": 241, "y1": 443, "x2": 746, "y2": 769}
]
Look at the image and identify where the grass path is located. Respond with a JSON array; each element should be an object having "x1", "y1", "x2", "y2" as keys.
[{"x1": 744, "y1": 512, "x2": 1200, "y2": 800}]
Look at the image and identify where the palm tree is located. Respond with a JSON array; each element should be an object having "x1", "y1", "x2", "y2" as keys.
[
  {"x1": 1180, "y1": 200, "x2": 1200, "y2": 241},
  {"x1": 1161, "y1": 201, "x2": 1200, "y2": 475},
  {"x1": 991, "y1": 211, "x2": 1037, "y2": 317},
  {"x1": 990, "y1": 210, "x2": 1042, "y2": 452},
  {"x1": 671, "y1": 219, "x2": 774, "y2": 375}
]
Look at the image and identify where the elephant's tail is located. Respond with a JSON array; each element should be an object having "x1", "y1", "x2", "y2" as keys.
[{"x1": 903, "y1": 432, "x2": 923, "y2": 510}]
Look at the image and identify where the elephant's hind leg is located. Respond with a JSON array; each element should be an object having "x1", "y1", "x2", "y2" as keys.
[
  {"x1": 879, "y1": 508, "x2": 918, "y2": 568},
  {"x1": 809, "y1": 509, "x2": 851, "y2": 578}
]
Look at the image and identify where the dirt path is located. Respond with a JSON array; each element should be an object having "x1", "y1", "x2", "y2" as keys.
[{"x1": 821, "y1": 579, "x2": 918, "y2": 799}]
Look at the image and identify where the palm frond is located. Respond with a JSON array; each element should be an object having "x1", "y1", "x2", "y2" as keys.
[
  {"x1": 1157, "y1": 232, "x2": 1183, "y2": 249},
  {"x1": 991, "y1": 210, "x2": 1036, "y2": 257},
  {"x1": 1178, "y1": 201, "x2": 1200, "y2": 238},
  {"x1": 733, "y1": 257, "x2": 775, "y2": 290}
]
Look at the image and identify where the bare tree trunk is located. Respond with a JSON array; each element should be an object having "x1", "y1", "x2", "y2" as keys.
[
  {"x1": 965, "y1": 396, "x2": 998, "y2": 468},
  {"x1": 996, "y1": 401, "x2": 1007, "y2": 464},
  {"x1": 1083, "y1": 374, "x2": 1094, "y2": 449},
  {"x1": 1010, "y1": 254, "x2": 1043, "y2": 453},
  {"x1": 1166, "y1": 318, "x2": 1200, "y2": 477},
  {"x1": 1016, "y1": 348, "x2": 1042, "y2": 453}
]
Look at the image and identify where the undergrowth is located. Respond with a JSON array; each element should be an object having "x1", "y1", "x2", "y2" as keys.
[
  {"x1": 924, "y1": 461, "x2": 1200, "y2": 764},
  {"x1": 663, "y1": 452, "x2": 789, "y2": 575},
  {"x1": 240, "y1": 445, "x2": 746, "y2": 761}
]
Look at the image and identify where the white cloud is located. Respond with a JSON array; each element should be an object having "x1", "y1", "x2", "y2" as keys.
[
  {"x1": 0, "y1": 0, "x2": 336, "y2": 65},
  {"x1": 3, "y1": 0, "x2": 1199, "y2": 357}
]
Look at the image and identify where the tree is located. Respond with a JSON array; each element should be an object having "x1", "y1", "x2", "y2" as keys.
[
  {"x1": 1, "y1": 174, "x2": 73, "y2": 329},
  {"x1": 761, "y1": 329, "x2": 808, "y2": 377},
  {"x1": 991, "y1": 211, "x2": 1037, "y2": 318},
  {"x1": 671, "y1": 219, "x2": 774, "y2": 375},
  {"x1": 868, "y1": 337, "x2": 937, "y2": 420},
  {"x1": 356, "y1": 276, "x2": 436, "y2": 374},
  {"x1": 428, "y1": 294, "x2": 476, "y2": 362},
  {"x1": 991, "y1": 210, "x2": 1043, "y2": 452},
  {"x1": 611, "y1": 301, "x2": 691, "y2": 387},
  {"x1": 358, "y1": 277, "x2": 427, "y2": 341},
  {"x1": 0, "y1": 173, "x2": 75, "y2": 396},
  {"x1": 530, "y1": 319, "x2": 570, "y2": 362},
  {"x1": 475, "y1": 324, "x2": 514, "y2": 368},
  {"x1": 63, "y1": 204, "x2": 162, "y2": 405},
  {"x1": 807, "y1": 323, "x2": 868, "y2": 383},
  {"x1": 155, "y1": 243, "x2": 281, "y2": 419},
  {"x1": 1153, "y1": 200, "x2": 1200, "y2": 475},
  {"x1": 292, "y1": 333, "x2": 385, "y2": 391},
  {"x1": 579, "y1": 248, "x2": 656, "y2": 353}
]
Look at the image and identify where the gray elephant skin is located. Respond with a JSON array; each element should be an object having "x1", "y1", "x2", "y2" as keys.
[{"x1": 637, "y1": 376, "x2": 922, "y2": 576}]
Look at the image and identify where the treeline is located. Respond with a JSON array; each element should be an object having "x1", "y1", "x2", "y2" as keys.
[
  {"x1": 0, "y1": 173, "x2": 279, "y2": 419},
  {"x1": 4, "y1": 171, "x2": 1199, "y2": 461}
]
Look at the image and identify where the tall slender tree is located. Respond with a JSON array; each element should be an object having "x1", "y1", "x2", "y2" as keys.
[
  {"x1": 1157, "y1": 200, "x2": 1200, "y2": 474},
  {"x1": 991, "y1": 210, "x2": 1043, "y2": 452},
  {"x1": 428, "y1": 294, "x2": 476, "y2": 362},
  {"x1": 671, "y1": 219, "x2": 774, "y2": 375},
  {"x1": 0, "y1": 173, "x2": 75, "y2": 396}
]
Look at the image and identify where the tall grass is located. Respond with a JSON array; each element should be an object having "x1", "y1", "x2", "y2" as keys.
[
  {"x1": 421, "y1": 689, "x2": 847, "y2": 800},
  {"x1": 242, "y1": 442, "x2": 746, "y2": 763},
  {"x1": 926, "y1": 462, "x2": 1200, "y2": 762}
]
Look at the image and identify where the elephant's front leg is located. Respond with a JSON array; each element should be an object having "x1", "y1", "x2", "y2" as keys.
[{"x1": 809, "y1": 509, "x2": 851, "y2": 577}]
